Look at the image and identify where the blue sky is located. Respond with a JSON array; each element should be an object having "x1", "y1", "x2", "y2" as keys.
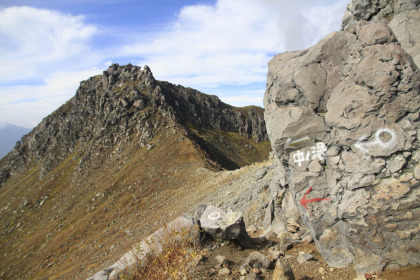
[{"x1": 0, "y1": 0, "x2": 348, "y2": 128}]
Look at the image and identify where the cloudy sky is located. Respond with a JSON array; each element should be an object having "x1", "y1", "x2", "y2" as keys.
[{"x1": 0, "y1": 0, "x2": 348, "y2": 128}]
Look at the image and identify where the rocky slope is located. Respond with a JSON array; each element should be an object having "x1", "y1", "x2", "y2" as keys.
[
  {"x1": 0, "y1": 65, "x2": 270, "y2": 279},
  {"x1": 264, "y1": 0, "x2": 419, "y2": 276}
]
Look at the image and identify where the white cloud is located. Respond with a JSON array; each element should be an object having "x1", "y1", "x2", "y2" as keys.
[
  {"x1": 0, "y1": 68, "x2": 100, "y2": 128},
  {"x1": 0, "y1": 6, "x2": 99, "y2": 127},
  {"x1": 123, "y1": 0, "x2": 282, "y2": 88},
  {"x1": 220, "y1": 94, "x2": 265, "y2": 108},
  {"x1": 123, "y1": 0, "x2": 347, "y2": 92},
  {"x1": 0, "y1": 6, "x2": 98, "y2": 82},
  {"x1": 302, "y1": 0, "x2": 349, "y2": 47},
  {"x1": 0, "y1": 1, "x2": 348, "y2": 127}
]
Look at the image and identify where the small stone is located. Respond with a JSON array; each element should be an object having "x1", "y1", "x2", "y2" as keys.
[
  {"x1": 88, "y1": 270, "x2": 109, "y2": 280},
  {"x1": 253, "y1": 168, "x2": 268, "y2": 180},
  {"x1": 269, "y1": 249, "x2": 282, "y2": 260},
  {"x1": 272, "y1": 259, "x2": 295, "y2": 280},
  {"x1": 279, "y1": 240, "x2": 293, "y2": 251},
  {"x1": 239, "y1": 268, "x2": 248, "y2": 276},
  {"x1": 261, "y1": 268, "x2": 267, "y2": 274},
  {"x1": 247, "y1": 225, "x2": 257, "y2": 233},
  {"x1": 246, "y1": 271, "x2": 258, "y2": 280},
  {"x1": 297, "y1": 253, "x2": 314, "y2": 264},
  {"x1": 330, "y1": 268, "x2": 335, "y2": 272},
  {"x1": 133, "y1": 99, "x2": 145, "y2": 109},
  {"x1": 308, "y1": 160, "x2": 323, "y2": 173},
  {"x1": 193, "y1": 254, "x2": 203, "y2": 266},
  {"x1": 414, "y1": 164, "x2": 420, "y2": 179},
  {"x1": 218, "y1": 267, "x2": 230, "y2": 276},
  {"x1": 287, "y1": 225, "x2": 299, "y2": 233},
  {"x1": 326, "y1": 146, "x2": 340, "y2": 156},
  {"x1": 386, "y1": 155, "x2": 406, "y2": 173},
  {"x1": 242, "y1": 251, "x2": 270, "y2": 269},
  {"x1": 301, "y1": 232, "x2": 313, "y2": 244},
  {"x1": 215, "y1": 255, "x2": 229, "y2": 267},
  {"x1": 329, "y1": 155, "x2": 340, "y2": 165},
  {"x1": 319, "y1": 267, "x2": 326, "y2": 275},
  {"x1": 264, "y1": 231, "x2": 277, "y2": 241},
  {"x1": 408, "y1": 112, "x2": 420, "y2": 121},
  {"x1": 385, "y1": 223, "x2": 398, "y2": 231},
  {"x1": 398, "y1": 119, "x2": 412, "y2": 129}
]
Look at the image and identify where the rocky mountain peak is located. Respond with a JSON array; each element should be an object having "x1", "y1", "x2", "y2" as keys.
[
  {"x1": 100, "y1": 63, "x2": 157, "y2": 91},
  {"x1": 1, "y1": 64, "x2": 268, "y2": 185}
]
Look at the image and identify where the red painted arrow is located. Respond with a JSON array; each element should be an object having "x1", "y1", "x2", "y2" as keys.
[{"x1": 300, "y1": 186, "x2": 331, "y2": 213}]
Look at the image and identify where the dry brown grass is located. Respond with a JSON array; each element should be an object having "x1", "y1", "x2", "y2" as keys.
[
  {"x1": 121, "y1": 224, "x2": 204, "y2": 280},
  {"x1": 0, "y1": 112, "x2": 269, "y2": 279}
]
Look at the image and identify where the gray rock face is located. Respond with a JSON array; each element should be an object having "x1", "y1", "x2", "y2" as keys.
[
  {"x1": 159, "y1": 81, "x2": 268, "y2": 143},
  {"x1": 200, "y1": 205, "x2": 254, "y2": 248},
  {"x1": 389, "y1": 9, "x2": 420, "y2": 68},
  {"x1": 342, "y1": 0, "x2": 420, "y2": 68},
  {"x1": 342, "y1": 0, "x2": 419, "y2": 29},
  {"x1": 265, "y1": 0, "x2": 420, "y2": 275}
]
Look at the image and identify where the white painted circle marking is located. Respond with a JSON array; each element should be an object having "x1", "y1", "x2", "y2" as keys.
[
  {"x1": 375, "y1": 128, "x2": 396, "y2": 147},
  {"x1": 208, "y1": 212, "x2": 220, "y2": 220}
]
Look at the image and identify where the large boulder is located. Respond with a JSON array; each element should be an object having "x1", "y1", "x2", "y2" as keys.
[
  {"x1": 264, "y1": 0, "x2": 420, "y2": 275},
  {"x1": 200, "y1": 205, "x2": 255, "y2": 248}
]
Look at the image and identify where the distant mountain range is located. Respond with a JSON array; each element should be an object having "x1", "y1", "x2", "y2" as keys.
[{"x1": 0, "y1": 124, "x2": 30, "y2": 158}]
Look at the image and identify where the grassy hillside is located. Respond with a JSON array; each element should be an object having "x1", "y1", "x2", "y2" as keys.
[{"x1": 0, "y1": 116, "x2": 269, "y2": 279}]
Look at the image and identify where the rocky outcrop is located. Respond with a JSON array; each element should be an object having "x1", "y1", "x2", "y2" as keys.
[
  {"x1": 342, "y1": 0, "x2": 419, "y2": 28},
  {"x1": 342, "y1": 0, "x2": 420, "y2": 68},
  {"x1": 0, "y1": 64, "x2": 268, "y2": 184},
  {"x1": 199, "y1": 205, "x2": 255, "y2": 248},
  {"x1": 158, "y1": 81, "x2": 267, "y2": 143},
  {"x1": 265, "y1": 0, "x2": 419, "y2": 275}
]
